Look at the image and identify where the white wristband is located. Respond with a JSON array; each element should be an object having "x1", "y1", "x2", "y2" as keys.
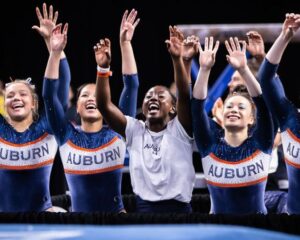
[{"x1": 97, "y1": 65, "x2": 110, "y2": 73}]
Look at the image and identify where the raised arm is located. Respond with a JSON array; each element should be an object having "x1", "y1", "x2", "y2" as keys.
[
  {"x1": 118, "y1": 9, "x2": 140, "y2": 117},
  {"x1": 192, "y1": 36, "x2": 220, "y2": 155},
  {"x1": 94, "y1": 38, "x2": 127, "y2": 138},
  {"x1": 266, "y1": 13, "x2": 300, "y2": 64},
  {"x1": 43, "y1": 23, "x2": 69, "y2": 145},
  {"x1": 246, "y1": 30, "x2": 280, "y2": 132},
  {"x1": 193, "y1": 37, "x2": 219, "y2": 100},
  {"x1": 32, "y1": 3, "x2": 70, "y2": 111},
  {"x1": 165, "y1": 26, "x2": 192, "y2": 135},
  {"x1": 258, "y1": 13, "x2": 300, "y2": 123},
  {"x1": 120, "y1": 9, "x2": 140, "y2": 74},
  {"x1": 225, "y1": 37, "x2": 261, "y2": 97}
]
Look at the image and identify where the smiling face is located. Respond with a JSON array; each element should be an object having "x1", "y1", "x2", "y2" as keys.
[
  {"x1": 142, "y1": 86, "x2": 175, "y2": 125},
  {"x1": 76, "y1": 84, "x2": 102, "y2": 123},
  {"x1": 223, "y1": 95, "x2": 254, "y2": 132},
  {"x1": 5, "y1": 82, "x2": 35, "y2": 122}
]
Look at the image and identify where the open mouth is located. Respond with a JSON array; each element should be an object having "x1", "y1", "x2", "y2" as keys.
[
  {"x1": 85, "y1": 103, "x2": 97, "y2": 110},
  {"x1": 227, "y1": 115, "x2": 240, "y2": 120},
  {"x1": 12, "y1": 103, "x2": 24, "y2": 110},
  {"x1": 148, "y1": 103, "x2": 159, "y2": 113}
]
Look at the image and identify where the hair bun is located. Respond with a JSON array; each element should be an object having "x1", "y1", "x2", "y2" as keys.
[{"x1": 232, "y1": 84, "x2": 248, "y2": 95}]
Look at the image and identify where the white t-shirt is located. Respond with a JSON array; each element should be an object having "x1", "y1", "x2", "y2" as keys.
[{"x1": 125, "y1": 116, "x2": 195, "y2": 202}]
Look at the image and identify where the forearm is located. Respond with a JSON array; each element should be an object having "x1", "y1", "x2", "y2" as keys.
[
  {"x1": 96, "y1": 77, "x2": 112, "y2": 112},
  {"x1": 258, "y1": 59, "x2": 289, "y2": 123},
  {"x1": 44, "y1": 51, "x2": 61, "y2": 79},
  {"x1": 238, "y1": 66, "x2": 262, "y2": 97},
  {"x1": 192, "y1": 98, "x2": 214, "y2": 155},
  {"x1": 183, "y1": 59, "x2": 192, "y2": 84},
  {"x1": 118, "y1": 74, "x2": 139, "y2": 117},
  {"x1": 253, "y1": 96, "x2": 274, "y2": 152},
  {"x1": 44, "y1": 37, "x2": 51, "y2": 53},
  {"x1": 96, "y1": 76, "x2": 127, "y2": 137},
  {"x1": 43, "y1": 78, "x2": 68, "y2": 145},
  {"x1": 172, "y1": 57, "x2": 190, "y2": 99},
  {"x1": 266, "y1": 33, "x2": 290, "y2": 65},
  {"x1": 58, "y1": 58, "x2": 71, "y2": 111},
  {"x1": 193, "y1": 68, "x2": 211, "y2": 100},
  {"x1": 121, "y1": 41, "x2": 137, "y2": 74}
]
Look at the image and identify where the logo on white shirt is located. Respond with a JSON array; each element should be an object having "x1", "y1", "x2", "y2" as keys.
[{"x1": 144, "y1": 143, "x2": 160, "y2": 155}]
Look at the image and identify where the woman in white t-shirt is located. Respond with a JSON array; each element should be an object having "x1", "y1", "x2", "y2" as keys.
[{"x1": 95, "y1": 26, "x2": 197, "y2": 213}]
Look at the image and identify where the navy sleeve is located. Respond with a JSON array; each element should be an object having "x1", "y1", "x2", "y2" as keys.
[
  {"x1": 118, "y1": 74, "x2": 139, "y2": 117},
  {"x1": 43, "y1": 78, "x2": 70, "y2": 146},
  {"x1": 57, "y1": 58, "x2": 71, "y2": 112},
  {"x1": 192, "y1": 98, "x2": 218, "y2": 156},
  {"x1": 252, "y1": 96, "x2": 274, "y2": 153},
  {"x1": 258, "y1": 59, "x2": 293, "y2": 127}
]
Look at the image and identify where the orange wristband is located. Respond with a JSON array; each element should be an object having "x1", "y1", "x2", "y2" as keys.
[{"x1": 97, "y1": 71, "x2": 112, "y2": 77}]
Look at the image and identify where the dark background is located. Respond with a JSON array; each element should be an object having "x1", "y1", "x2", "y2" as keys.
[{"x1": 0, "y1": 0, "x2": 299, "y2": 108}]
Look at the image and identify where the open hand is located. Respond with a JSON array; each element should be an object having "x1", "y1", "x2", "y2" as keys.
[
  {"x1": 50, "y1": 23, "x2": 68, "y2": 53},
  {"x1": 32, "y1": 3, "x2": 58, "y2": 39},
  {"x1": 120, "y1": 9, "x2": 140, "y2": 43},
  {"x1": 94, "y1": 38, "x2": 111, "y2": 68},
  {"x1": 199, "y1": 36, "x2": 219, "y2": 70},
  {"x1": 225, "y1": 37, "x2": 247, "y2": 70}
]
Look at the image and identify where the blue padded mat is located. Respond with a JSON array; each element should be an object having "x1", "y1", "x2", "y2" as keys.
[{"x1": 0, "y1": 224, "x2": 298, "y2": 240}]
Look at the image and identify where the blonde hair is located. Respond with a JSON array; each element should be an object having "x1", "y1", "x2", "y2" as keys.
[{"x1": 5, "y1": 78, "x2": 39, "y2": 121}]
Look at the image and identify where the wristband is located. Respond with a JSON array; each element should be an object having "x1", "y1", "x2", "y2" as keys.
[
  {"x1": 97, "y1": 71, "x2": 112, "y2": 77},
  {"x1": 97, "y1": 65, "x2": 110, "y2": 73}
]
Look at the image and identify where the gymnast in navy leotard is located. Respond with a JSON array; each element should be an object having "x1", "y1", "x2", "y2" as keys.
[
  {"x1": 0, "y1": 80, "x2": 59, "y2": 212},
  {"x1": 0, "y1": 53, "x2": 69, "y2": 212},
  {"x1": 0, "y1": 4, "x2": 71, "y2": 212},
  {"x1": 43, "y1": 24, "x2": 124, "y2": 213},
  {"x1": 258, "y1": 13, "x2": 300, "y2": 214},
  {"x1": 192, "y1": 36, "x2": 274, "y2": 214},
  {"x1": 43, "y1": 11, "x2": 139, "y2": 212}
]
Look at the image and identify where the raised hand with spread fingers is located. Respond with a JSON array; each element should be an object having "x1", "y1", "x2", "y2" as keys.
[
  {"x1": 45, "y1": 23, "x2": 68, "y2": 80},
  {"x1": 32, "y1": 3, "x2": 59, "y2": 53},
  {"x1": 193, "y1": 36, "x2": 219, "y2": 100},
  {"x1": 166, "y1": 26, "x2": 193, "y2": 135},
  {"x1": 225, "y1": 37, "x2": 261, "y2": 97},
  {"x1": 166, "y1": 26, "x2": 184, "y2": 59},
  {"x1": 120, "y1": 9, "x2": 140, "y2": 44},
  {"x1": 258, "y1": 13, "x2": 300, "y2": 214},
  {"x1": 118, "y1": 9, "x2": 140, "y2": 117}
]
